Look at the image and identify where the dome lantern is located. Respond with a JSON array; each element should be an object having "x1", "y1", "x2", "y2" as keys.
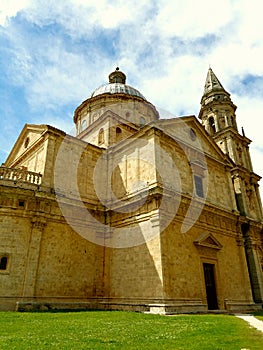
[
  {"x1": 91, "y1": 67, "x2": 146, "y2": 99},
  {"x1": 108, "y1": 67, "x2": 126, "y2": 84}
]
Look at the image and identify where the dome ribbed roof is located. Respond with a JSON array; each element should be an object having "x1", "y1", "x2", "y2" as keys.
[
  {"x1": 91, "y1": 67, "x2": 146, "y2": 100},
  {"x1": 91, "y1": 83, "x2": 146, "y2": 99}
]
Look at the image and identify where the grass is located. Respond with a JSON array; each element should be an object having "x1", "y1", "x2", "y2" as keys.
[
  {"x1": 253, "y1": 311, "x2": 263, "y2": 322},
  {"x1": 0, "y1": 311, "x2": 263, "y2": 349}
]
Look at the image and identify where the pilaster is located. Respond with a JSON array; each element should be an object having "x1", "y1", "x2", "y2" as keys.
[
  {"x1": 22, "y1": 217, "x2": 46, "y2": 297},
  {"x1": 241, "y1": 224, "x2": 263, "y2": 303}
]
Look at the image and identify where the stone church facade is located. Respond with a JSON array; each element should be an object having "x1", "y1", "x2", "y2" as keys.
[{"x1": 0, "y1": 67, "x2": 263, "y2": 313}]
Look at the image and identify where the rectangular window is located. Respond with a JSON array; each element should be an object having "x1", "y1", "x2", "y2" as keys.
[
  {"x1": 0, "y1": 256, "x2": 8, "y2": 270},
  {"x1": 194, "y1": 175, "x2": 204, "y2": 198}
]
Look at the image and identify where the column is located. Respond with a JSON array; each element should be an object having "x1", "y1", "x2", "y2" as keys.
[{"x1": 214, "y1": 115, "x2": 220, "y2": 132}]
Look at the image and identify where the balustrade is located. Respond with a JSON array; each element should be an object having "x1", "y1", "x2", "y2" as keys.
[{"x1": 0, "y1": 166, "x2": 42, "y2": 185}]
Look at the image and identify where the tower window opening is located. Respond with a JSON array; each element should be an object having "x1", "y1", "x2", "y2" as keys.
[{"x1": 209, "y1": 117, "x2": 216, "y2": 133}]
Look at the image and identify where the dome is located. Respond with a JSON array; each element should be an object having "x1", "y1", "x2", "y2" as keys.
[
  {"x1": 91, "y1": 67, "x2": 146, "y2": 100},
  {"x1": 91, "y1": 83, "x2": 146, "y2": 99}
]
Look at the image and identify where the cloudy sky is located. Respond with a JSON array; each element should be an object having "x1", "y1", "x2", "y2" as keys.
[{"x1": 1, "y1": 0, "x2": 263, "y2": 197}]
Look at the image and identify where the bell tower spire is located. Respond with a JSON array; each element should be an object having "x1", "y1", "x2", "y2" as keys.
[
  {"x1": 199, "y1": 68, "x2": 238, "y2": 136},
  {"x1": 203, "y1": 67, "x2": 225, "y2": 94},
  {"x1": 199, "y1": 68, "x2": 247, "y2": 168}
]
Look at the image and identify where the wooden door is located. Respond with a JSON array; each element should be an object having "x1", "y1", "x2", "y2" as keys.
[{"x1": 203, "y1": 263, "x2": 218, "y2": 310}]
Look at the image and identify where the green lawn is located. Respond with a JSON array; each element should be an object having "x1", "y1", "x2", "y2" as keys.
[
  {"x1": 254, "y1": 311, "x2": 263, "y2": 322},
  {"x1": 0, "y1": 311, "x2": 263, "y2": 349}
]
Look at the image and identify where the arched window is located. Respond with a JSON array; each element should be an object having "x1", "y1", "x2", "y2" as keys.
[
  {"x1": 81, "y1": 119, "x2": 87, "y2": 132},
  {"x1": 208, "y1": 117, "x2": 216, "y2": 133},
  {"x1": 98, "y1": 128, "x2": 104, "y2": 145},
  {"x1": 116, "y1": 127, "x2": 122, "y2": 141},
  {"x1": 140, "y1": 116, "x2": 146, "y2": 126},
  {"x1": 0, "y1": 256, "x2": 8, "y2": 270}
]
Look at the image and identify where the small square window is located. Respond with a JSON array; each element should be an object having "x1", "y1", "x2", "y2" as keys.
[{"x1": 18, "y1": 200, "x2": 25, "y2": 207}]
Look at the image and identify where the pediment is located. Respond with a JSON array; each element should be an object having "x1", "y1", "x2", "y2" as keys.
[
  {"x1": 79, "y1": 109, "x2": 139, "y2": 137},
  {"x1": 99, "y1": 110, "x2": 139, "y2": 132},
  {"x1": 4, "y1": 124, "x2": 63, "y2": 167},
  {"x1": 194, "y1": 232, "x2": 222, "y2": 250},
  {"x1": 153, "y1": 116, "x2": 233, "y2": 167}
]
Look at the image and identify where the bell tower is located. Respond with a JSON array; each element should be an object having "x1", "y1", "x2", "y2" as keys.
[
  {"x1": 199, "y1": 67, "x2": 263, "y2": 303},
  {"x1": 199, "y1": 68, "x2": 249, "y2": 167},
  {"x1": 199, "y1": 68, "x2": 262, "y2": 220}
]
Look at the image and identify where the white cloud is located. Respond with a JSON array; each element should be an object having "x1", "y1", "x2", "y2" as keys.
[
  {"x1": 155, "y1": 0, "x2": 233, "y2": 39},
  {"x1": 21, "y1": 0, "x2": 152, "y2": 38},
  {"x1": 0, "y1": 0, "x2": 31, "y2": 26}
]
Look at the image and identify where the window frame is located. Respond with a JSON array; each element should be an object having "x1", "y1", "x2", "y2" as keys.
[
  {"x1": 0, "y1": 254, "x2": 10, "y2": 273},
  {"x1": 194, "y1": 174, "x2": 204, "y2": 198}
]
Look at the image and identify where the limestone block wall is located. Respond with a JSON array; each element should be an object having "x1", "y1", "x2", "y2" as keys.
[
  {"x1": 109, "y1": 235, "x2": 164, "y2": 300},
  {"x1": 161, "y1": 203, "x2": 254, "y2": 309},
  {"x1": 41, "y1": 132, "x2": 103, "y2": 202},
  {"x1": 0, "y1": 212, "x2": 31, "y2": 298},
  {"x1": 34, "y1": 220, "x2": 100, "y2": 298},
  {"x1": 110, "y1": 139, "x2": 158, "y2": 198},
  {"x1": 206, "y1": 161, "x2": 236, "y2": 210},
  {"x1": 0, "y1": 182, "x2": 105, "y2": 308},
  {"x1": 0, "y1": 185, "x2": 38, "y2": 310},
  {"x1": 158, "y1": 133, "x2": 236, "y2": 212}
]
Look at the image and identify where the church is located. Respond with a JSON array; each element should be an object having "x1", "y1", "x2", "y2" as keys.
[{"x1": 0, "y1": 67, "x2": 263, "y2": 313}]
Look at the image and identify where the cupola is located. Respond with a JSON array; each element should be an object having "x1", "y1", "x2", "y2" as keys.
[{"x1": 73, "y1": 68, "x2": 159, "y2": 139}]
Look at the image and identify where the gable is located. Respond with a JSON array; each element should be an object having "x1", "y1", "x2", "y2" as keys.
[
  {"x1": 154, "y1": 116, "x2": 232, "y2": 166},
  {"x1": 194, "y1": 232, "x2": 223, "y2": 250},
  {"x1": 78, "y1": 109, "x2": 139, "y2": 147},
  {"x1": 4, "y1": 124, "x2": 49, "y2": 167},
  {"x1": 4, "y1": 124, "x2": 67, "y2": 174}
]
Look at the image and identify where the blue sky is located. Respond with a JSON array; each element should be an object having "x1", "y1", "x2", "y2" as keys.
[{"x1": 1, "y1": 0, "x2": 263, "y2": 197}]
